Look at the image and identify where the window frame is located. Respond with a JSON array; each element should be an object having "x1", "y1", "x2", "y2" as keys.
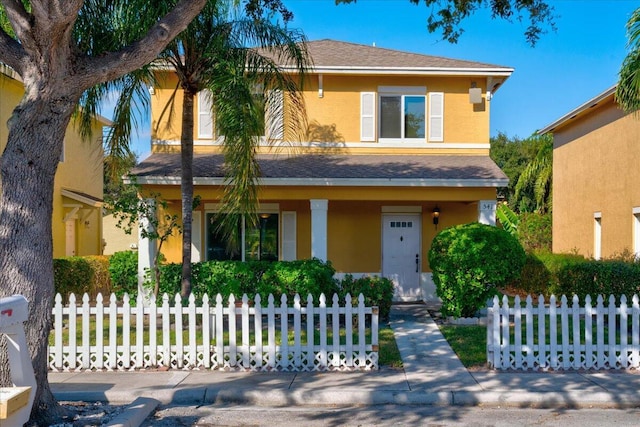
[
  {"x1": 204, "y1": 204, "x2": 280, "y2": 262},
  {"x1": 377, "y1": 86, "x2": 427, "y2": 143}
]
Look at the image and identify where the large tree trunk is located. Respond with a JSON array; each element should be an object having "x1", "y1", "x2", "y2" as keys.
[
  {"x1": 181, "y1": 90, "x2": 195, "y2": 299},
  {"x1": 0, "y1": 88, "x2": 78, "y2": 424}
]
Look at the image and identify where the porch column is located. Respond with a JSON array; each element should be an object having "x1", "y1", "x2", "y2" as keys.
[
  {"x1": 310, "y1": 199, "x2": 328, "y2": 261},
  {"x1": 478, "y1": 200, "x2": 497, "y2": 226},
  {"x1": 138, "y1": 199, "x2": 156, "y2": 298}
]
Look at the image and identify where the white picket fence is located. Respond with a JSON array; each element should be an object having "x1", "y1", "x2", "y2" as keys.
[
  {"x1": 487, "y1": 294, "x2": 640, "y2": 371},
  {"x1": 49, "y1": 292, "x2": 379, "y2": 372}
]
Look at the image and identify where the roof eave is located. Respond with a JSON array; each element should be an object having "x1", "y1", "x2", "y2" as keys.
[
  {"x1": 133, "y1": 176, "x2": 508, "y2": 188},
  {"x1": 538, "y1": 85, "x2": 617, "y2": 135}
]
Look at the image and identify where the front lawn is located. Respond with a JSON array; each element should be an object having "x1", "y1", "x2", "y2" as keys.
[{"x1": 438, "y1": 324, "x2": 486, "y2": 369}]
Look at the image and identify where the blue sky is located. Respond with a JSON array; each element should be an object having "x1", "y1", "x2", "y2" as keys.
[{"x1": 126, "y1": 0, "x2": 638, "y2": 158}]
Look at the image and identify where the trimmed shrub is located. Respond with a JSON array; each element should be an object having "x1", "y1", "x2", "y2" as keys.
[
  {"x1": 108, "y1": 251, "x2": 139, "y2": 298},
  {"x1": 339, "y1": 274, "x2": 394, "y2": 321},
  {"x1": 156, "y1": 258, "x2": 338, "y2": 303},
  {"x1": 429, "y1": 222, "x2": 526, "y2": 318},
  {"x1": 54, "y1": 257, "x2": 94, "y2": 301},
  {"x1": 258, "y1": 259, "x2": 338, "y2": 301},
  {"x1": 554, "y1": 260, "x2": 640, "y2": 302},
  {"x1": 84, "y1": 255, "x2": 111, "y2": 297}
]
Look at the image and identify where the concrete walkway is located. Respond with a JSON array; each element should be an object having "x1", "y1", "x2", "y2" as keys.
[{"x1": 48, "y1": 303, "x2": 640, "y2": 425}]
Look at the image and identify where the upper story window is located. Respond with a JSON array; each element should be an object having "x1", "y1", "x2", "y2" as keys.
[
  {"x1": 197, "y1": 89, "x2": 283, "y2": 142},
  {"x1": 197, "y1": 90, "x2": 214, "y2": 139},
  {"x1": 380, "y1": 94, "x2": 425, "y2": 139},
  {"x1": 360, "y1": 87, "x2": 443, "y2": 143}
]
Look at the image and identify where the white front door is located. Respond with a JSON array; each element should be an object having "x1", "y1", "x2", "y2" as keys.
[
  {"x1": 65, "y1": 220, "x2": 76, "y2": 257},
  {"x1": 382, "y1": 214, "x2": 421, "y2": 301}
]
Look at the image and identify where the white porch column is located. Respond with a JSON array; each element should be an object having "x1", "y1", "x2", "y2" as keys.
[
  {"x1": 310, "y1": 199, "x2": 328, "y2": 261},
  {"x1": 478, "y1": 200, "x2": 497, "y2": 226},
  {"x1": 138, "y1": 199, "x2": 156, "y2": 297}
]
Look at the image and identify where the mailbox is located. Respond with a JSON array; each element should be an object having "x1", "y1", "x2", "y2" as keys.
[{"x1": 0, "y1": 295, "x2": 37, "y2": 427}]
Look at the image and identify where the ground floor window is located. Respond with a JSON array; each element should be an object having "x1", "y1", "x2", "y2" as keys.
[{"x1": 206, "y1": 213, "x2": 279, "y2": 261}]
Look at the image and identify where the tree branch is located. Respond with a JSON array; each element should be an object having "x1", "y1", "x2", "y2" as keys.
[
  {"x1": 0, "y1": 28, "x2": 25, "y2": 72},
  {"x1": 1, "y1": 0, "x2": 33, "y2": 50},
  {"x1": 77, "y1": 0, "x2": 207, "y2": 90}
]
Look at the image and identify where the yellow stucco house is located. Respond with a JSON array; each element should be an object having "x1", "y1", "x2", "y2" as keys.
[
  {"x1": 0, "y1": 70, "x2": 108, "y2": 258},
  {"x1": 132, "y1": 40, "x2": 512, "y2": 301},
  {"x1": 540, "y1": 85, "x2": 640, "y2": 260}
]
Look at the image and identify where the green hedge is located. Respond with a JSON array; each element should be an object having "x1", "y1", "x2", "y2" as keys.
[
  {"x1": 108, "y1": 251, "x2": 138, "y2": 298},
  {"x1": 511, "y1": 252, "x2": 586, "y2": 297},
  {"x1": 340, "y1": 274, "x2": 394, "y2": 320},
  {"x1": 511, "y1": 252, "x2": 640, "y2": 301},
  {"x1": 54, "y1": 257, "x2": 94, "y2": 301},
  {"x1": 54, "y1": 254, "x2": 394, "y2": 319},
  {"x1": 554, "y1": 260, "x2": 640, "y2": 302}
]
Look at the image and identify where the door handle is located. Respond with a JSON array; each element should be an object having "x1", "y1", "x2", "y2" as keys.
[{"x1": 415, "y1": 253, "x2": 419, "y2": 273}]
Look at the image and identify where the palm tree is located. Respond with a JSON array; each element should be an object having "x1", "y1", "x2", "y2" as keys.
[
  {"x1": 83, "y1": 0, "x2": 308, "y2": 298},
  {"x1": 617, "y1": 8, "x2": 640, "y2": 112},
  {"x1": 513, "y1": 134, "x2": 552, "y2": 214}
]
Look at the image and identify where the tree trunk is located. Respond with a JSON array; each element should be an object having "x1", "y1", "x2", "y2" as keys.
[
  {"x1": 0, "y1": 90, "x2": 78, "y2": 424},
  {"x1": 180, "y1": 90, "x2": 195, "y2": 299}
]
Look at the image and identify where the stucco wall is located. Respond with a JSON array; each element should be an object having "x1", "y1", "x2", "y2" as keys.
[{"x1": 553, "y1": 98, "x2": 640, "y2": 257}]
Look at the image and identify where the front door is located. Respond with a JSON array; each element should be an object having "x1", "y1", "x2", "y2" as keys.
[{"x1": 382, "y1": 214, "x2": 421, "y2": 301}]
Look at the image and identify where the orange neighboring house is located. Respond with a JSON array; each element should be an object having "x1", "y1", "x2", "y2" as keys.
[
  {"x1": 0, "y1": 69, "x2": 109, "y2": 258},
  {"x1": 131, "y1": 40, "x2": 512, "y2": 301},
  {"x1": 539, "y1": 85, "x2": 640, "y2": 260}
]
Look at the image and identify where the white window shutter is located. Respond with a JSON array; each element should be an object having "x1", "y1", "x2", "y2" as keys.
[
  {"x1": 281, "y1": 211, "x2": 297, "y2": 261},
  {"x1": 360, "y1": 92, "x2": 376, "y2": 142},
  {"x1": 428, "y1": 92, "x2": 444, "y2": 142},
  {"x1": 198, "y1": 90, "x2": 214, "y2": 139},
  {"x1": 191, "y1": 211, "x2": 202, "y2": 262},
  {"x1": 265, "y1": 89, "x2": 284, "y2": 140}
]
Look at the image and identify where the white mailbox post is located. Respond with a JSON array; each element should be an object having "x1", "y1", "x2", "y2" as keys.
[{"x1": 0, "y1": 295, "x2": 37, "y2": 427}]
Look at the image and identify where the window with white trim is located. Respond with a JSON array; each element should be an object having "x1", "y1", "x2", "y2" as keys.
[
  {"x1": 594, "y1": 212, "x2": 602, "y2": 260},
  {"x1": 197, "y1": 90, "x2": 214, "y2": 139},
  {"x1": 360, "y1": 87, "x2": 443, "y2": 142},
  {"x1": 205, "y1": 211, "x2": 280, "y2": 261},
  {"x1": 198, "y1": 88, "x2": 283, "y2": 141},
  {"x1": 633, "y1": 207, "x2": 640, "y2": 259}
]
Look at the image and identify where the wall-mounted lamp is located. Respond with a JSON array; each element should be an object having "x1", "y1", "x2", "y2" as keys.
[{"x1": 432, "y1": 206, "x2": 440, "y2": 229}]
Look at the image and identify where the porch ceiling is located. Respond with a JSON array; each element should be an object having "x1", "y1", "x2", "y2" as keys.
[{"x1": 132, "y1": 153, "x2": 508, "y2": 187}]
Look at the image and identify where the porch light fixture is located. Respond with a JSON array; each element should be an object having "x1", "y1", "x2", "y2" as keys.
[{"x1": 432, "y1": 206, "x2": 440, "y2": 229}]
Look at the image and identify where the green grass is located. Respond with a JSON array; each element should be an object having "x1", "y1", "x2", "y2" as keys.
[
  {"x1": 379, "y1": 326, "x2": 403, "y2": 368},
  {"x1": 439, "y1": 325, "x2": 486, "y2": 369}
]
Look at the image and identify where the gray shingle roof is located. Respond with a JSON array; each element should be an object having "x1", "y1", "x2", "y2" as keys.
[
  {"x1": 302, "y1": 39, "x2": 510, "y2": 70},
  {"x1": 132, "y1": 153, "x2": 507, "y2": 183}
]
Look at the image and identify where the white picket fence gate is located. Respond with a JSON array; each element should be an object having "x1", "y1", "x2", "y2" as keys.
[
  {"x1": 487, "y1": 294, "x2": 640, "y2": 371},
  {"x1": 49, "y1": 292, "x2": 379, "y2": 372}
]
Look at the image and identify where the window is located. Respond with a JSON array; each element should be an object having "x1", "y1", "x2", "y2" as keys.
[
  {"x1": 361, "y1": 87, "x2": 442, "y2": 142},
  {"x1": 594, "y1": 212, "x2": 602, "y2": 260},
  {"x1": 380, "y1": 94, "x2": 425, "y2": 140},
  {"x1": 198, "y1": 88, "x2": 282, "y2": 141},
  {"x1": 633, "y1": 208, "x2": 640, "y2": 259},
  {"x1": 206, "y1": 212, "x2": 279, "y2": 261},
  {"x1": 198, "y1": 90, "x2": 214, "y2": 139}
]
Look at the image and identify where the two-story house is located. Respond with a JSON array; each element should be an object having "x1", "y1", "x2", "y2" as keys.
[
  {"x1": 0, "y1": 70, "x2": 108, "y2": 258},
  {"x1": 132, "y1": 39, "x2": 512, "y2": 301},
  {"x1": 539, "y1": 85, "x2": 640, "y2": 260}
]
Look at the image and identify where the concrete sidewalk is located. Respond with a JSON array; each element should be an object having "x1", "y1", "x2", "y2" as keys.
[{"x1": 50, "y1": 304, "x2": 640, "y2": 412}]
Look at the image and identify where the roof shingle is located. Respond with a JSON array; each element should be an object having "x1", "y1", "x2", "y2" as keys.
[{"x1": 132, "y1": 153, "x2": 507, "y2": 183}]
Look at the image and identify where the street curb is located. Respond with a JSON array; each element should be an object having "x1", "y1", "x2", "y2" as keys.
[
  {"x1": 105, "y1": 396, "x2": 160, "y2": 427},
  {"x1": 55, "y1": 389, "x2": 640, "y2": 410}
]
